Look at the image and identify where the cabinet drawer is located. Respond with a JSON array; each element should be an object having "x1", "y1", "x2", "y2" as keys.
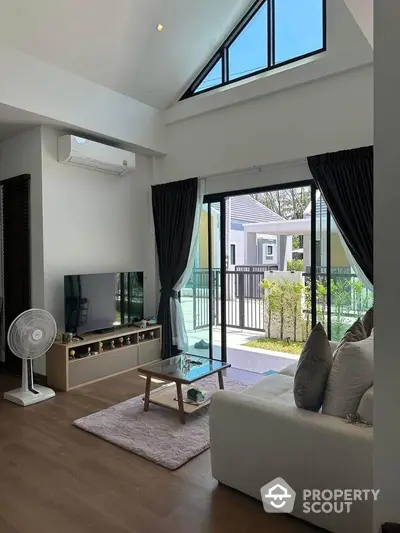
[
  {"x1": 138, "y1": 340, "x2": 161, "y2": 366},
  {"x1": 69, "y1": 357, "x2": 106, "y2": 387},
  {"x1": 102, "y1": 346, "x2": 138, "y2": 375},
  {"x1": 68, "y1": 346, "x2": 139, "y2": 388}
]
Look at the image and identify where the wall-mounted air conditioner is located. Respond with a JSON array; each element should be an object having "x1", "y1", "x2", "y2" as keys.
[{"x1": 58, "y1": 135, "x2": 136, "y2": 176}]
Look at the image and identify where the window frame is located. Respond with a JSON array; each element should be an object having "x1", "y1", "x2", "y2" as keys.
[{"x1": 180, "y1": 0, "x2": 326, "y2": 100}]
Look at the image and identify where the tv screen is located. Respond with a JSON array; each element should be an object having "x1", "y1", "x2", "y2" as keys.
[{"x1": 64, "y1": 272, "x2": 144, "y2": 334}]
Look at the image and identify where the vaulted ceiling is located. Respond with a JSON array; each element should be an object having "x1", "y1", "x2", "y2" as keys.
[
  {"x1": 0, "y1": 0, "x2": 372, "y2": 111},
  {"x1": 0, "y1": 0, "x2": 252, "y2": 109}
]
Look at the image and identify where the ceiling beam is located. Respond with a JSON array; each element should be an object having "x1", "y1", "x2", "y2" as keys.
[{"x1": 343, "y1": 0, "x2": 373, "y2": 47}]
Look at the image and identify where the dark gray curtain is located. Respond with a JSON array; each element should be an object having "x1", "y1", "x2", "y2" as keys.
[
  {"x1": 308, "y1": 146, "x2": 373, "y2": 284},
  {"x1": 152, "y1": 178, "x2": 198, "y2": 359},
  {"x1": 3, "y1": 175, "x2": 31, "y2": 375}
]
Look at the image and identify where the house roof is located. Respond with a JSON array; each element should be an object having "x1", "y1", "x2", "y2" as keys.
[{"x1": 214, "y1": 194, "x2": 284, "y2": 224}]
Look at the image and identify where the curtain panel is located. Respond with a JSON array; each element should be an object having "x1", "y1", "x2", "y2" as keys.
[
  {"x1": 308, "y1": 146, "x2": 373, "y2": 285},
  {"x1": 152, "y1": 178, "x2": 199, "y2": 359}
]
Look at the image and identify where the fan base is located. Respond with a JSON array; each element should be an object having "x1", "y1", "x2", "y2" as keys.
[{"x1": 4, "y1": 385, "x2": 55, "y2": 406}]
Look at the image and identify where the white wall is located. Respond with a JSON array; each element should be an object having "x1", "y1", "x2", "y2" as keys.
[
  {"x1": 40, "y1": 127, "x2": 157, "y2": 372},
  {"x1": 0, "y1": 45, "x2": 165, "y2": 155},
  {"x1": 344, "y1": 0, "x2": 373, "y2": 46},
  {"x1": 160, "y1": 65, "x2": 373, "y2": 188},
  {"x1": 230, "y1": 229, "x2": 245, "y2": 267},
  {"x1": 0, "y1": 128, "x2": 45, "y2": 368},
  {"x1": 374, "y1": 1, "x2": 400, "y2": 529},
  {"x1": 0, "y1": 128, "x2": 45, "y2": 309}
]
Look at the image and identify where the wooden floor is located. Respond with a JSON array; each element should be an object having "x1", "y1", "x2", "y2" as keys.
[{"x1": 0, "y1": 368, "x2": 321, "y2": 533}]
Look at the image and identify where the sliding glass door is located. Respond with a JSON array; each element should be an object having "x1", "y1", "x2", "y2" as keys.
[
  {"x1": 180, "y1": 182, "x2": 372, "y2": 370},
  {"x1": 182, "y1": 199, "x2": 226, "y2": 361},
  {"x1": 311, "y1": 187, "x2": 373, "y2": 341}
]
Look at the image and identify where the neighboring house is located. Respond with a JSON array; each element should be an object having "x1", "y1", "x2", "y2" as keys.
[
  {"x1": 196, "y1": 195, "x2": 292, "y2": 271},
  {"x1": 240, "y1": 192, "x2": 351, "y2": 273},
  {"x1": 303, "y1": 192, "x2": 350, "y2": 270}
]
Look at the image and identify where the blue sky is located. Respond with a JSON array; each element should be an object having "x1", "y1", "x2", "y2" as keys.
[{"x1": 197, "y1": 0, "x2": 323, "y2": 92}]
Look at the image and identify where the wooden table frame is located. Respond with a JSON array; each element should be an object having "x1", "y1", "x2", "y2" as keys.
[{"x1": 140, "y1": 361, "x2": 230, "y2": 424}]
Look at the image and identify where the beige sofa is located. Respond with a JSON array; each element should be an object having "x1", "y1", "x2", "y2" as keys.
[{"x1": 209, "y1": 350, "x2": 373, "y2": 533}]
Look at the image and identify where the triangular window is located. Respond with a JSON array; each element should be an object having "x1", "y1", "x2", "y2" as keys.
[{"x1": 181, "y1": 0, "x2": 325, "y2": 100}]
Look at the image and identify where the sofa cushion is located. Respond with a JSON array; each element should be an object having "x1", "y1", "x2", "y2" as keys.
[
  {"x1": 322, "y1": 335, "x2": 374, "y2": 419},
  {"x1": 294, "y1": 323, "x2": 332, "y2": 412},
  {"x1": 279, "y1": 341, "x2": 338, "y2": 378},
  {"x1": 357, "y1": 386, "x2": 374, "y2": 425},
  {"x1": 279, "y1": 361, "x2": 298, "y2": 377},
  {"x1": 243, "y1": 373, "x2": 295, "y2": 406}
]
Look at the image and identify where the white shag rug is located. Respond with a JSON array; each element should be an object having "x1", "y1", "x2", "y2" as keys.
[{"x1": 73, "y1": 374, "x2": 257, "y2": 470}]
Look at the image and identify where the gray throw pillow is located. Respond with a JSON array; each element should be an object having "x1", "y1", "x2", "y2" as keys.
[
  {"x1": 335, "y1": 318, "x2": 366, "y2": 354},
  {"x1": 362, "y1": 307, "x2": 374, "y2": 337},
  {"x1": 294, "y1": 323, "x2": 332, "y2": 412},
  {"x1": 322, "y1": 335, "x2": 374, "y2": 419}
]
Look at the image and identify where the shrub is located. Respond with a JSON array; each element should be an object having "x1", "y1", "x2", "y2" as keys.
[
  {"x1": 287, "y1": 259, "x2": 304, "y2": 272},
  {"x1": 261, "y1": 278, "x2": 304, "y2": 341}
]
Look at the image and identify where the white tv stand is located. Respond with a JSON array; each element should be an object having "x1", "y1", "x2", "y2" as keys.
[{"x1": 46, "y1": 325, "x2": 162, "y2": 391}]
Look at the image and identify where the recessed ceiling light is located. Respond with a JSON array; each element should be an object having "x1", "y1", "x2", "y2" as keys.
[{"x1": 157, "y1": 24, "x2": 164, "y2": 32}]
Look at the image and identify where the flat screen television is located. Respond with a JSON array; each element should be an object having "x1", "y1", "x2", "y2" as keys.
[{"x1": 64, "y1": 272, "x2": 144, "y2": 335}]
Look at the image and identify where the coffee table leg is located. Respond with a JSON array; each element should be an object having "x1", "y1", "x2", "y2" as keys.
[
  {"x1": 143, "y1": 376, "x2": 151, "y2": 411},
  {"x1": 176, "y1": 382, "x2": 186, "y2": 424},
  {"x1": 218, "y1": 370, "x2": 224, "y2": 390}
]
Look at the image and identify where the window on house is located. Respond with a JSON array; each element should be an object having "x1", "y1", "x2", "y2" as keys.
[
  {"x1": 267, "y1": 245, "x2": 273, "y2": 256},
  {"x1": 181, "y1": 0, "x2": 325, "y2": 99},
  {"x1": 230, "y1": 244, "x2": 236, "y2": 265}
]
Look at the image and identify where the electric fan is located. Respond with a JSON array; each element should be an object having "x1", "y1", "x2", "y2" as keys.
[{"x1": 4, "y1": 309, "x2": 57, "y2": 406}]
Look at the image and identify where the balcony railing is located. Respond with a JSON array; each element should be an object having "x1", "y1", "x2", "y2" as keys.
[{"x1": 188, "y1": 266, "x2": 372, "y2": 338}]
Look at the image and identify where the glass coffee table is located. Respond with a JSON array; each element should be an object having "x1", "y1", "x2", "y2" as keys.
[{"x1": 138, "y1": 354, "x2": 231, "y2": 424}]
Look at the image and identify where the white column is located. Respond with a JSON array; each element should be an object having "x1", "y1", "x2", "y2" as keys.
[
  {"x1": 375, "y1": 2, "x2": 400, "y2": 529},
  {"x1": 278, "y1": 235, "x2": 288, "y2": 270},
  {"x1": 244, "y1": 230, "x2": 257, "y2": 265}
]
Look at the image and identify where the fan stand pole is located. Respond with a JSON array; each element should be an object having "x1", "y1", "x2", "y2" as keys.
[{"x1": 21, "y1": 359, "x2": 29, "y2": 393}]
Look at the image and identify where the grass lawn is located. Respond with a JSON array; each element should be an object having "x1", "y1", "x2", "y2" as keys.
[{"x1": 244, "y1": 337, "x2": 303, "y2": 355}]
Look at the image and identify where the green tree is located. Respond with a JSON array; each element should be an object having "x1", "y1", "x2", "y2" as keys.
[
  {"x1": 347, "y1": 278, "x2": 371, "y2": 317},
  {"x1": 287, "y1": 259, "x2": 304, "y2": 272},
  {"x1": 260, "y1": 279, "x2": 276, "y2": 338},
  {"x1": 292, "y1": 235, "x2": 301, "y2": 250},
  {"x1": 316, "y1": 279, "x2": 327, "y2": 329},
  {"x1": 286, "y1": 281, "x2": 304, "y2": 342},
  {"x1": 331, "y1": 278, "x2": 352, "y2": 340},
  {"x1": 303, "y1": 282, "x2": 311, "y2": 338},
  {"x1": 251, "y1": 187, "x2": 311, "y2": 220}
]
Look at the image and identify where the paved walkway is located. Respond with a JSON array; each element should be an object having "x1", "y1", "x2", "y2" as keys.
[{"x1": 182, "y1": 294, "x2": 298, "y2": 374}]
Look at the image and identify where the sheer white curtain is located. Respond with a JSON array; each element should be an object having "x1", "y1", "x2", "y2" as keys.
[
  {"x1": 170, "y1": 179, "x2": 205, "y2": 350},
  {"x1": 338, "y1": 232, "x2": 373, "y2": 292}
]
